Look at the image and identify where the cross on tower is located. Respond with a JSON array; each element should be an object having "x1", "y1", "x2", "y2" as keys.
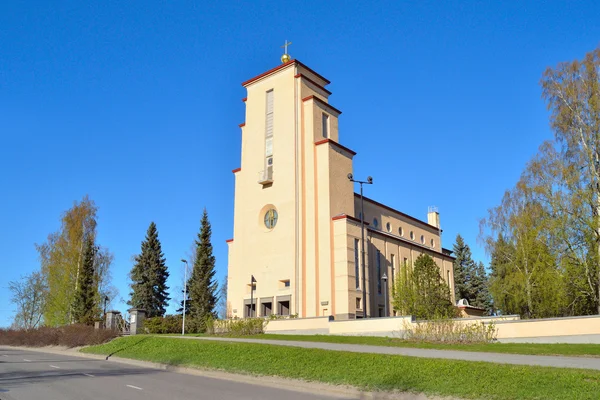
[{"x1": 281, "y1": 40, "x2": 292, "y2": 54}]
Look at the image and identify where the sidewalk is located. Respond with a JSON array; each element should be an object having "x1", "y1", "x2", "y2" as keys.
[{"x1": 166, "y1": 335, "x2": 600, "y2": 371}]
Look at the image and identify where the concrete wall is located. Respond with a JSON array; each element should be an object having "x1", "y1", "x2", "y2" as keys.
[
  {"x1": 329, "y1": 316, "x2": 412, "y2": 337},
  {"x1": 496, "y1": 315, "x2": 600, "y2": 343},
  {"x1": 265, "y1": 317, "x2": 331, "y2": 335},
  {"x1": 260, "y1": 314, "x2": 600, "y2": 344}
]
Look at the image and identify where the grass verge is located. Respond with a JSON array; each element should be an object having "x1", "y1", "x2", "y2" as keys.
[
  {"x1": 173, "y1": 333, "x2": 600, "y2": 358},
  {"x1": 83, "y1": 336, "x2": 600, "y2": 399}
]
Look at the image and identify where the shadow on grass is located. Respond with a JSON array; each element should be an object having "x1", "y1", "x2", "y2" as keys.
[{"x1": 105, "y1": 336, "x2": 149, "y2": 360}]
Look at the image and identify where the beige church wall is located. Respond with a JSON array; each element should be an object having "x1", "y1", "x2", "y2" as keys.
[
  {"x1": 357, "y1": 197, "x2": 441, "y2": 252},
  {"x1": 310, "y1": 100, "x2": 340, "y2": 143},
  {"x1": 297, "y1": 64, "x2": 330, "y2": 87},
  {"x1": 298, "y1": 78, "x2": 330, "y2": 103},
  {"x1": 228, "y1": 63, "x2": 300, "y2": 318}
]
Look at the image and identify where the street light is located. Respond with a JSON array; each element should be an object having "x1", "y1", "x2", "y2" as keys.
[
  {"x1": 382, "y1": 273, "x2": 388, "y2": 318},
  {"x1": 103, "y1": 295, "x2": 109, "y2": 328},
  {"x1": 181, "y1": 259, "x2": 188, "y2": 335},
  {"x1": 348, "y1": 173, "x2": 373, "y2": 318},
  {"x1": 250, "y1": 275, "x2": 257, "y2": 317}
]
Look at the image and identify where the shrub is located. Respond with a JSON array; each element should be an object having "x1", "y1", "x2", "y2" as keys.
[
  {"x1": 402, "y1": 318, "x2": 497, "y2": 344},
  {"x1": 0, "y1": 325, "x2": 119, "y2": 348},
  {"x1": 205, "y1": 317, "x2": 267, "y2": 336},
  {"x1": 143, "y1": 315, "x2": 182, "y2": 334}
]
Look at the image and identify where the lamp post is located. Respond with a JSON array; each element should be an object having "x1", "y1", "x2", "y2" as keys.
[
  {"x1": 348, "y1": 173, "x2": 373, "y2": 318},
  {"x1": 250, "y1": 275, "x2": 257, "y2": 317},
  {"x1": 103, "y1": 295, "x2": 109, "y2": 328},
  {"x1": 181, "y1": 259, "x2": 188, "y2": 335},
  {"x1": 382, "y1": 273, "x2": 388, "y2": 318}
]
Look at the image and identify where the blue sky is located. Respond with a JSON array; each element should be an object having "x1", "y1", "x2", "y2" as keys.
[{"x1": 1, "y1": 1, "x2": 599, "y2": 326}]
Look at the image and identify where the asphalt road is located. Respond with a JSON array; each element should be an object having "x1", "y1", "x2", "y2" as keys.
[{"x1": 0, "y1": 347, "x2": 352, "y2": 400}]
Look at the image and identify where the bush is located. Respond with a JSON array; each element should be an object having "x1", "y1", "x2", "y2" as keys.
[
  {"x1": 402, "y1": 318, "x2": 497, "y2": 344},
  {"x1": 143, "y1": 315, "x2": 183, "y2": 334},
  {"x1": 205, "y1": 317, "x2": 267, "y2": 336},
  {"x1": 0, "y1": 325, "x2": 119, "y2": 348}
]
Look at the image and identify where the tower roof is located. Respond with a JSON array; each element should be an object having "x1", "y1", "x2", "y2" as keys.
[{"x1": 242, "y1": 59, "x2": 331, "y2": 88}]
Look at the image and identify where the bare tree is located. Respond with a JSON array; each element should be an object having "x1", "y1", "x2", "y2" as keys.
[{"x1": 9, "y1": 271, "x2": 48, "y2": 330}]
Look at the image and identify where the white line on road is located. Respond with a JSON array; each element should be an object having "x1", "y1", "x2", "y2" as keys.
[
  {"x1": 23, "y1": 359, "x2": 31, "y2": 362},
  {"x1": 49, "y1": 365, "x2": 60, "y2": 369},
  {"x1": 126, "y1": 385, "x2": 143, "y2": 390},
  {"x1": 83, "y1": 373, "x2": 95, "y2": 377},
  {"x1": 2, "y1": 355, "x2": 8, "y2": 357}
]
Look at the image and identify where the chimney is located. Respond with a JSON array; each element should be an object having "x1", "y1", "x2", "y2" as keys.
[{"x1": 427, "y1": 206, "x2": 440, "y2": 228}]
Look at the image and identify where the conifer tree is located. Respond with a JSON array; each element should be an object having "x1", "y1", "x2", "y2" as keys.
[
  {"x1": 471, "y1": 261, "x2": 492, "y2": 313},
  {"x1": 128, "y1": 222, "x2": 170, "y2": 317},
  {"x1": 72, "y1": 236, "x2": 99, "y2": 325},
  {"x1": 452, "y1": 234, "x2": 475, "y2": 302},
  {"x1": 188, "y1": 209, "x2": 218, "y2": 326}
]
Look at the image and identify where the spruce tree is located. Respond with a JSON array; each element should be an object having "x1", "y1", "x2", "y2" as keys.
[
  {"x1": 188, "y1": 209, "x2": 218, "y2": 327},
  {"x1": 471, "y1": 261, "x2": 492, "y2": 313},
  {"x1": 128, "y1": 222, "x2": 170, "y2": 317},
  {"x1": 72, "y1": 236, "x2": 98, "y2": 325},
  {"x1": 452, "y1": 234, "x2": 476, "y2": 302}
]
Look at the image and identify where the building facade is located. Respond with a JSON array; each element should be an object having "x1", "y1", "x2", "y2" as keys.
[{"x1": 226, "y1": 58, "x2": 455, "y2": 320}]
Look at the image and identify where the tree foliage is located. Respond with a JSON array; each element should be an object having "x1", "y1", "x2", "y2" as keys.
[
  {"x1": 187, "y1": 209, "x2": 218, "y2": 326},
  {"x1": 9, "y1": 271, "x2": 47, "y2": 330},
  {"x1": 128, "y1": 222, "x2": 170, "y2": 318},
  {"x1": 482, "y1": 47, "x2": 600, "y2": 317},
  {"x1": 37, "y1": 196, "x2": 115, "y2": 326},
  {"x1": 393, "y1": 254, "x2": 455, "y2": 319}
]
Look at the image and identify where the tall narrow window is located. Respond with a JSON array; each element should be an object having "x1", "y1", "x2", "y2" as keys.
[
  {"x1": 322, "y1": 113, "x2": 329, "y2": 138},
  {"x1": 354, "y1": 239, "x2": 360, "y2": 289},
  {"x1": 265, "y1": 90, "x2": 274, "y2": 171},
  {"x1": 391, "y1": 254, "x2": 396, "y2": 295},
  {"x1": 377, "y1": 250, "x2": 382, "y2": 294}
]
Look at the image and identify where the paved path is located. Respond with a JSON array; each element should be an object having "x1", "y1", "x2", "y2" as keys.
[
  {"x1": 0, "y1": 347, "x2": 353, "y2": 400},
  {"x1": 167, "y1": 335, "x2": 600, "y2": 371}
]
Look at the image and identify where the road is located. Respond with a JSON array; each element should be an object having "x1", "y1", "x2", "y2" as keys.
[{"x1": 0, "y1": 347, "x2": 353, "y2": 400}]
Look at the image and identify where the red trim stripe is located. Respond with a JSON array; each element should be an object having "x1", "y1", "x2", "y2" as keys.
[
  {"x1": 232, "y1": 168, "x2": 241, "y2": 173},
  {"x1": 315, "y1": 139, "x2": 357, "y2": 156},
  {"x1": 301, "y1": 95, "x2": 342, "y2": 115}
]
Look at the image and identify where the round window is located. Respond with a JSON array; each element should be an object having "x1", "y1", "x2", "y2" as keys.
[
  {"x1": 386, "y1": 222, "x2": 392, "y2": 232},
  {"x1": 410, "y1": 231, "x2": 414, "y2": 240},
  {"x1": 399, "y1": 227, "x2": 403, "y2": 236},
  {"x1": 373, "y1": 218, "x2": 379, "y2": 228},
  {"x1": 264, "y1": 209, "x2": 278, "y2": 229}
]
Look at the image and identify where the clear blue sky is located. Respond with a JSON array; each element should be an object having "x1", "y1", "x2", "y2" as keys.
[{"x1": 1, "y1": 1, "x2": 599, "y2": 326}]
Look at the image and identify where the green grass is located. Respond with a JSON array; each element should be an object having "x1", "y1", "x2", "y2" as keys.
[
  {"x1": 83, "y1": 336, "x2": 600, "y2": 400},
  {"x1": 169, "y1": 333, "x2": 600, "y2": 358}
]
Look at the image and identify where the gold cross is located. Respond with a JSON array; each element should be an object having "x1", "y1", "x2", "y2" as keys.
[{"x1": 281, "y1": 40, "x2": 292, "y2": 54}]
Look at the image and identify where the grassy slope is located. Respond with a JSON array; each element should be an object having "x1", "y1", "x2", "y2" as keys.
[
  {"x1": 83, "y1": 336, "x2": 600, "y2": 400},
  {"x1": 179, "y1": 333, "x2": 600, "y2": 357}
]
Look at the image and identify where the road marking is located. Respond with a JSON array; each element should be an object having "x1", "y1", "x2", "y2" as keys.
[
  {"x1": 83, "y1": 373, "x2": 95, "y2": 377},
  {"x1": 2, "y1": 355, "x2": 8, "y2": 357},
  {"x1": 49, "y1": 365, "x2": 60, "y2": 369},
  {"x1": 126, "y1": 385, "x2": 142, "y2": 390},
  {"x1": 23, "y1": 359, "x2": 31, "y2": 362}
]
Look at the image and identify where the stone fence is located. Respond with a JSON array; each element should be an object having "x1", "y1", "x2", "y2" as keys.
[{"x1": 265, "y1": 314, "x2": 600, "y2": 343}]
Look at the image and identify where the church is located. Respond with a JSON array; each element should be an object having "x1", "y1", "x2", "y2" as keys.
[{"x1": 226, "y1": 48, "x2": 456, "y2": 320}]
